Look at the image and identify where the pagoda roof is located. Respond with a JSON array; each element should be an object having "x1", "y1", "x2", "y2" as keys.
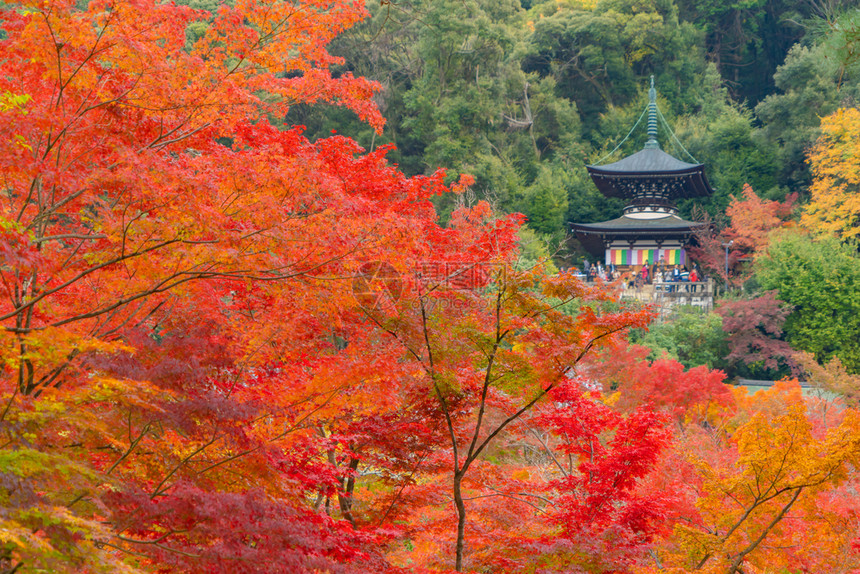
[
  {"x1": 571, "y1": 213, "x2": 705, "y2": 235},
  {"x1": 571, "y1": 213, "x2": 706, "y2": 258},
  {"x1": 587, "y1": 148, "x2": 713, "y2": 200},
  {"x1": 588, "y1": 147, "x2": 700, "y2": 174}
]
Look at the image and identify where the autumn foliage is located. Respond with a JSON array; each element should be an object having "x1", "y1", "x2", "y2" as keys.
[
  {"x1": 3, "y1": 1, "x2": 860, "y2": 574},
  {"x1": 803, "y1": 107, "x2": 860, "y2": 239},
  {"x1": 690, "y1": 184, "x2": 795, "y2": 286},
  {"x1": 716, "y1": 290, "x2": 796, "y2": 376},
  {"x1": 642, "y1": 381, "x2": 860, "y2": 574}
]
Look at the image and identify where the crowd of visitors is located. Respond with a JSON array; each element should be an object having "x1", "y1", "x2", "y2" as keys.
[
  {"x1": 581, "y1": 260, "x2": 622, "y2": 282},
  {"x1": 575, "y1": 256, "x2": 705, "y2": 292}
]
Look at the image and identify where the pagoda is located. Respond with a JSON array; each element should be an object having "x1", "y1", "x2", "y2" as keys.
[{"x1": 571, "y1": 78, "x2": 713, "y2": 270}]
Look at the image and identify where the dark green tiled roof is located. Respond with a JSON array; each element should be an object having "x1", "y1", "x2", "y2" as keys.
[
  {"x1": 586, "y1": 148, "x2": 714, "y2": 199},
  {"x1": 588, "y1": 148, "x2": 700, "y2": 173},
  {"x1": 571, "y1": 214, "x2": 705, "y2": 234}
]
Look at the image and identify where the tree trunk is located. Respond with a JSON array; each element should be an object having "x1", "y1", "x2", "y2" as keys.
[
  {"x1": 338, "y1": 457, "x2": 360, "y2": 528},
  {"x1": 454, "y1": 471, "x2": 466, "y2": 571}
]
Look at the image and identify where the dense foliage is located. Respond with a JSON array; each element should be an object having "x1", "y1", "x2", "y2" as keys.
[{"x1": 756, "y1": 229, "x2": 860, "y2": 373}]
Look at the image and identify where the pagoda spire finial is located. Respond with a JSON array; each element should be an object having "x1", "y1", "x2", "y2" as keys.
[{"x1": 645, "y1": 75, "x2": 659, "y2": 149}]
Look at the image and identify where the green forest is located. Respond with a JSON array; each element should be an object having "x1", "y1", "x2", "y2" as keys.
[{"x1": 283, "y1": 0, "x2": 857, "y2": 235}]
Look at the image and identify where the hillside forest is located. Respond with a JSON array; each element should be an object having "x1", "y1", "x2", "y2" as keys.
[{"x1": 2, "y1": 0, "x2": 860, "y2": 573}]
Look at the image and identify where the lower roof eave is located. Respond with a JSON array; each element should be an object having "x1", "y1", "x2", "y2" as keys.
[{"x1": 570, "y1": 225, "x2": 703, "y2": 235}]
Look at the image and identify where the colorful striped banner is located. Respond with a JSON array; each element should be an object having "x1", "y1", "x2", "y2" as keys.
[{"x1": 606, "y1": 248, "x2": 686, "y2": 266}]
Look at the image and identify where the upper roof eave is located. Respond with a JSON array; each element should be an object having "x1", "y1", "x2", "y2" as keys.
[{"x1": 586, "y1": 167, "x2": 714, "y2": 200}]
